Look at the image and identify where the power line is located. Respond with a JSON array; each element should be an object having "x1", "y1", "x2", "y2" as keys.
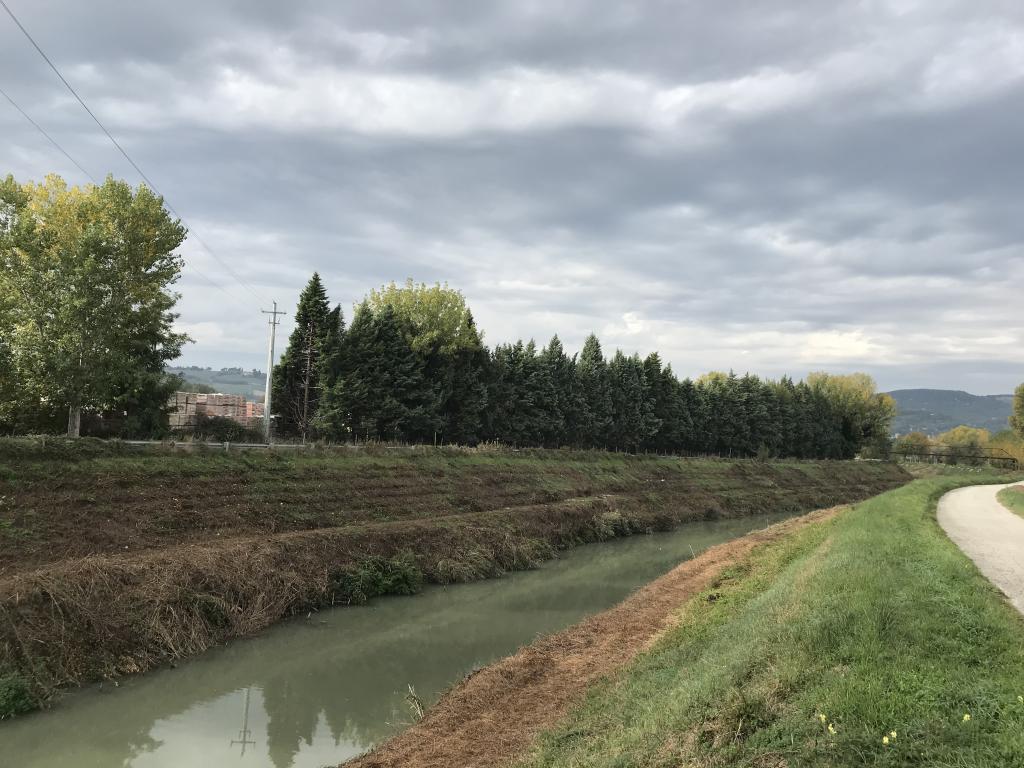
[
  {"x1": 0, "y1": 82, "x2": 256, "y2": 309},
  {"x1": 0, "y1": 84, "x2": 97, "y2": 183},
  {"x1": 0, "y1": 0, "x2": 158, "y2": 190},
  {"x1": 0, "y1": 0, "x2": 272, "y2": 305}
]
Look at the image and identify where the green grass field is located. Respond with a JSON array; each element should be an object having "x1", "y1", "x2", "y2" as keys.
[
  {"x1": 519, "y1": 475, "x2": 1024, "y2": 767},
  {"x1": 998, "y1": 484, "x2": 1024, "y2": 519}
]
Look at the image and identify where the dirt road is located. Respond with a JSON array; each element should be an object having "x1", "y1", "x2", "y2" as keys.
[{"x1": 937, "y1": 483, "x2": 1024, "y2": 615}]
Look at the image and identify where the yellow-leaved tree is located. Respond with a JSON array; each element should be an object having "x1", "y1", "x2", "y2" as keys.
[
  {"x1": 1012, "y1": 383, "x2": 1024, "y2": 439},
  {"x1": 0, "y1": 174, "x2": 188, "y2": 436},
  {"x1": 806, "y1": 372, "x2": 896, "y2": 454}
]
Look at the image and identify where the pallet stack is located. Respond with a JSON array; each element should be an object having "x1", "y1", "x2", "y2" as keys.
[
  {"x1": 167, "y1": 392, "x2": 264, "y2": 430},
  {"x1": 168, "y1": 392, "x2": 199, "y2": 429},
  {"x1": 196, "y1": 393, "x2": 247, "y2": 418}
]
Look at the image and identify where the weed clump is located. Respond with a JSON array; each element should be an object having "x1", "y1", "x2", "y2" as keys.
[
  {"x1": 330, "y1": 554, "x2": 424, "y2": 604},
  {"x1": 0, "y1": 669, "x2": 37, "y2": 719}
]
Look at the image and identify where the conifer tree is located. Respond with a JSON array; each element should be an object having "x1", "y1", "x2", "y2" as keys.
[
  {"x1": 608, "y1": 351, "x2": 658, "y2": 452},
  {"x1": 272, "y1": 273, "x2": 331, "y2": 439},
  {"x1": 676, "y1": 377, "x2": 700, "y2": 452},
  {"x1": 640, "y1": 353, "x2": 671, "y2": 452},
  {"x1": 576, "y1": 334, "x2": 613, "y2": 448},
  {"x1": 482, "y1": 342, "x2": 516, "y2": 443},
  {"x1": 541, "y1": 335, "x2": 582, "y2": 447},
  {"x1": 521, "y1": 339, "x2": 560, "y2": 445},
  {"x1": 318, "y1": 304, "x2": 433, "y2": 442},
  {"x1": 318, "y1": 305, "x2": 346, "y2": 387},
  {"x1": 443, "y1": 311, "x2": 488, "y2": 444},
  {"x1": 316, "y1": 303, "x2": 372, "y2": 441}
]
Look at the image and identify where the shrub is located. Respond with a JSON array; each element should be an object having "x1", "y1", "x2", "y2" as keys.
[
  {"x1": 0, "y1": 670, "x2": 36, "y2": 719},
  {"x1": 329, "y1": 555, "x2": 424, "y2": 604},
  {"x1": 179, "y1": 415, "x2": 265, "y2": 444}
]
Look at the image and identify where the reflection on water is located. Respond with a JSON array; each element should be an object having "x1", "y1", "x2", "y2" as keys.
[{"x1": 0, "y1": 513, "x2": 794, "y2": 767}]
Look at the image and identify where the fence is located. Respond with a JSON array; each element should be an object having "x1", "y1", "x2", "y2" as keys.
[{"x1": 890, "y1": 447, "x2": 1019, "y2": 470}]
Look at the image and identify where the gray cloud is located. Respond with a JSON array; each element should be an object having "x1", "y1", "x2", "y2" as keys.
[{"x1": 1, "y1": 0, "x2": 1022, "y2": 393}]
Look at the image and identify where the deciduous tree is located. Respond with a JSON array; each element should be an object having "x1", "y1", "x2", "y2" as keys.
[
  {"x1": 1011, "y1": 383, "x2": 1024, "y2": 439},
  {"x1": 0, "y1": 174, "x2": 187, "y2": 436}
]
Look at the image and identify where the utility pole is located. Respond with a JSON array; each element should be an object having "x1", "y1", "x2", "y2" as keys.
[
  {"x1": 261, "y1": 302, "x2": 286, "y2": 443},
  {"x1": 230, "y1": 686, "x2": 256, "y2": 755},
  {"x1": 301, "y1": 319, "x2": 314, "y2": 444}
]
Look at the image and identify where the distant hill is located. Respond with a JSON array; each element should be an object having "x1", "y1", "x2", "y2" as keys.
[
  {"x1": 166, "y1": 366, "x2": 267, "y2": 400},
  {"x1": 887, "y1": 389, "x2": 1013, "y2": 436}
]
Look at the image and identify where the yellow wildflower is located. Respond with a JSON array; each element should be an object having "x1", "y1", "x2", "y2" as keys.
[
  {"x1": 889, "y1": 730, "x2": 897, "y2": 739},
  {"x1": 828, "y1": 723, "x2": 837, "y2": 735},
  {"x1": 818, "y1": 713, "x2": 827, "y2": 723},
  {"x1": 882, "y1": 736, "x2": 890, "y2": 746},
  {"x1": 962, "y1": 713, "x2": 971, "y2": 723}
]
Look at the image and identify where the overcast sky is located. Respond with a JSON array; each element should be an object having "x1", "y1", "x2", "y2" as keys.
[{"x1": 2, "y1": 1, "x2": 1023, "y2": 393}]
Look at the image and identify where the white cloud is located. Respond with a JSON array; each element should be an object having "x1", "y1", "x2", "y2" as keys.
[
  {"x1": 920, "y1": 23, "x2": 1024, "y2": 106},
  {"x1": 5, "y1": 0, "x2": 1024, "y2": 391}
]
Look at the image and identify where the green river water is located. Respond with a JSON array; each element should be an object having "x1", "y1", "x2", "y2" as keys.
[{"x1": 0, "y1": 512, "x2": 795, "y2": 767}]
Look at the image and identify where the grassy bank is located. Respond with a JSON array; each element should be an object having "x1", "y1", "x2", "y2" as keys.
[
  {"x1": 998, "y1": 483, "x2": 1024, "y2": 518},
  {"x1": 0, "y1": 441, "x2": 906, "y2": 718},
  {"x1": 518, "y1": 474, "x2": 1024, "y2": 767}
]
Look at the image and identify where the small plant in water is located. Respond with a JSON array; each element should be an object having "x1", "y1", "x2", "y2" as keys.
[{"x1": 405, "y1": 684, "x2": 425, "y2": 722}]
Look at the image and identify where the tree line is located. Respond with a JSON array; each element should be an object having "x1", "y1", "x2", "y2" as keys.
[
  {"x1": 273, "y1": 276, "x2": 897, "y2": 459},
  {"x1": 0, "y1": 173, "x2": 903, "y2": 454}
]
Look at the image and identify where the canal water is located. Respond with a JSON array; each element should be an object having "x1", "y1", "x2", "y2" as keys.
[{"x1": 0, "y1": 512, "x2": 795, "y2": 767}]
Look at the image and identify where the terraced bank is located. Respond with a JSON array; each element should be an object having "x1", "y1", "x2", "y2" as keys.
[{"x1": 0, "y1": 440, "x2": 907, "y2": 717}]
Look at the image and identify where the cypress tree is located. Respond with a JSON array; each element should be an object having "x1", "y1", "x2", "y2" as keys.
[
  {"x1": 483, "y1": 343, "x2": 516, "y2": 444},
  {"x1": 318, "y1": 305, "x2": 346, "y2": 389},
  {"x1": 522, "y1": 339, "x2": 559, "y2": 446},
  {"x1": 312, "y1": 305, "x2": 347, "y2": 441},
  {"x1": 676, "y1": 377, "x2": 700, "y2": 453},
  {"x1": 642, "y1": 352, "x2": 680, "y2": 453},
  {"x1": 539, "y1": 335, "x2": 573, "y2": 446},
  {"x1": 442, "y1": 311, "x2": 488, "y2": 445},
  {"x1": 369, "y1": 305, "x2": 432, "y2": 441},
  {"x1": 576, "y1": 334, "x2": 613, "y2": 448},
  {"x1": 318, "y1": 302, "x2": 373, "y2": 441},
  {"x1": 272, "y1": 273, "x2": 331, "y2": 439},
  {"x1": 318, "y1": 304, "x2": 431, "y2": 442},
  {"x1": 608, "y1": 351, "x2": 658, "y2": 452}
]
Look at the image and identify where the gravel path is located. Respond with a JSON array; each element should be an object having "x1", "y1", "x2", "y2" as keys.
[{"x1": 937, "y1": 483, "x2": 1024, "y2": 615}]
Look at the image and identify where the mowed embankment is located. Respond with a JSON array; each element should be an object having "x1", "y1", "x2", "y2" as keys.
[
  {"x1": 529, "y1": 475, "x2": 1024, "y2": 768},
  {"x1": 352, "y1": 473, "x2": 1024, "y2": 768},
  {"x1": 346, "y1": 507, "x2": 843, "y2": 768},
  {"x1": 0, "y1": 440, "x2": 907, "y2": 716}
]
